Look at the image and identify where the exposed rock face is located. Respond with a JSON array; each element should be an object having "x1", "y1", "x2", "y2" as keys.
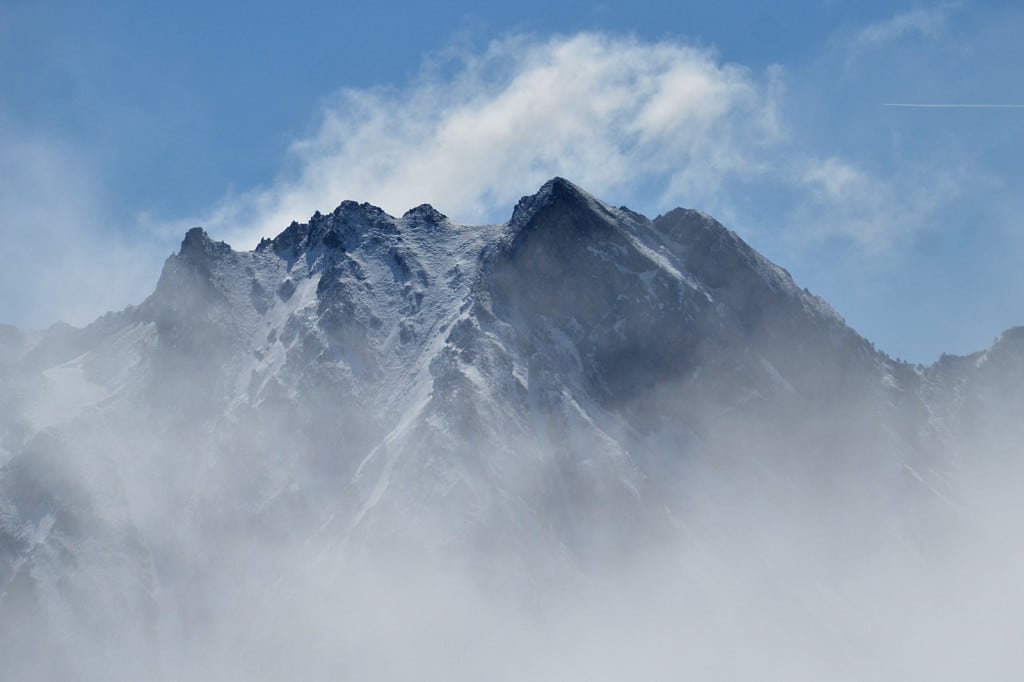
[{"x1": 0, "y1": 178, "x2": 1017, "y2": 679}]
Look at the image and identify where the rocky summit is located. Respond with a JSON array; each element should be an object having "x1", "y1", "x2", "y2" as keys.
[{"x1": 1, "y1": 178, "x2": 1022, "y2": 680}]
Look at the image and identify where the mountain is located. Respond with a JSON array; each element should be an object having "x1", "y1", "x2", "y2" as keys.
[{"x1": 0, "y1": 178, "x2": 1019, "y2": 680}]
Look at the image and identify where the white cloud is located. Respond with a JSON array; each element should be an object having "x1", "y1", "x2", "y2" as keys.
[
  {"x1": 0, "y1": 130, "x2": 164, "y2": 328},
  {"x1": 788, "y1": 155, "x2": 959, "y2": 253},
  {"x1": 204, "y1": 33, "x2": 784, "y2": 247},
  {"x1": 849, "y1": 4, "x2": 959, "y2": 48},
  {"x1": 201, "y1": 29, "x2": 958, "y2": 260},
  {"x1": 2, "y1": 30, "x2": 974, "y2": 330},
  {"x1": 195, "y1": 31, "x2": 960, "y2": 261}
]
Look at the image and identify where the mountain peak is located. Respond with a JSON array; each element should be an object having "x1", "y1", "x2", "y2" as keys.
[
  {"x1": 182, "y1": 225, "x2": 208, "y2": 243},
  {"x1": 402, "y1": 203, "x2": 448, "y2": 225},
  {"x1": 177, "y1": 226, "x2": 231, "y2": 267},
  {"x1": 7, "y1": 176, "x2": 1023, "y2": 682},
  {"x1": 540, "y1": 175, "x2": 587, "y2": 198},
  {"x1": 516, "y1": 176, "x2": 597, "y2": 211},
  {"x1": 329, "y1": 200, "x2": 390, "y2": 222},
  {"x1": 507, "y1": 177, "x2": 619, "y2": 240}
]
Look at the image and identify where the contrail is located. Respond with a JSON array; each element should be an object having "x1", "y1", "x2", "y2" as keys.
[{"x1": 883, "y1": 103, "x2": 1024, "y2": 108}]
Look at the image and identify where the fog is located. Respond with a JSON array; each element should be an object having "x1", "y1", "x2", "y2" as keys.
[
  {"x1": 2, "y1": 197, "x2": 1023, "y2": 680},
  {"x1": 4, "y1": 366, "x2": 1023, "y2": 681}
]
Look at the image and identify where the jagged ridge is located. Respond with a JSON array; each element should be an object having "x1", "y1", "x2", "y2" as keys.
[{"x1": 1, "y1": 178, "x2": 1022, "y2": 679}]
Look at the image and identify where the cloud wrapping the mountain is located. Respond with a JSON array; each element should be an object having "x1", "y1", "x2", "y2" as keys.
[
  {"x1": 205, "y1": 31, "x2": 954, "y2": 260},
  {"x1": 208, "y1": 33, "x2": 784, "y2": 246},
  {"x1": 0, "y1": 129, "x2": 159, "y2": 328},
  {"x1": 0, "y1": 26, "x2": 981, "y2": 337}
]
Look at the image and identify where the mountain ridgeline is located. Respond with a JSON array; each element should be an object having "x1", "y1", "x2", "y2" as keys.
[{"x1": 1, "y1": 178, "x2": 1021, "y2": 680}]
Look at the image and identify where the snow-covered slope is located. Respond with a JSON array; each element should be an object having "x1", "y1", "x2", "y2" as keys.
[{"x1": 0, "y1": 178, "x2": 1018, "y2": 680}]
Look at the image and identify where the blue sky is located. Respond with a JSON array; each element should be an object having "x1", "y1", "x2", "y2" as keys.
[{"x1": 2, "y1": 0, "x2": 1022, "y2": 363}]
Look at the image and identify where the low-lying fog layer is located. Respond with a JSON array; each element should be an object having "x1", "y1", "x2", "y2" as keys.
[
  {"x1": 4, "y1": 427, "x2": 1021, "y2": 681},
  {"x1": 192, "y1": 442, "x2": 1024, "y2": 682}
]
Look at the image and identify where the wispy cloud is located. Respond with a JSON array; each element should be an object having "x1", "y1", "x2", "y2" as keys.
[
  {"x1": 0, "y1": 128, "x2": 163, "y2": 328},
  {"x1": 197, "y1": 31, "x2": 956, "y2": 259},
  {"x1": 789, "y1": 156, "x2": 959, "y2": 253},
  {"x1": 1, "y1": 29, "x2": 982, "y2": 329},
  {"x1": 202, "y1": 33, "x2": 784, "y2": 247},
  {"x1": 849, "y1": 4, "x2": 959, "y2": 48}
]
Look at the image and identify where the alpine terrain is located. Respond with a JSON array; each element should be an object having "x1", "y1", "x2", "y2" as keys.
[{"x1": 1, "y1": 178, "x2": 1022, "y2": 680}]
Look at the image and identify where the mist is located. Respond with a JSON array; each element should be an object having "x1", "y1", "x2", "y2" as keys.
[
  {"x1": 2, "y1": 181, "x2": 1023, "y2": 680},
  {"x1": 5, "y1": 394, "x2": 1021, "y2": 681}
]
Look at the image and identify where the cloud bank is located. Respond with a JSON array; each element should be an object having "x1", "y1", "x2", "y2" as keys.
[
  {"x1": 206, "y1": 33, "x2": 785, "y2": 247},
  {"x1": 202, "y1": 31, "x2": 952, "y2": 260}
]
